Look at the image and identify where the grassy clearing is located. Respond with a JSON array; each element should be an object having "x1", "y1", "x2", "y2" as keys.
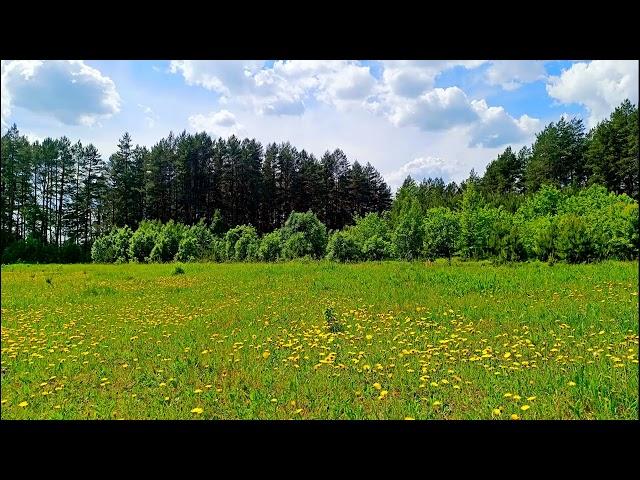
[{"x1": 1, "y1": 260, "x2": 638, "y2": 420}]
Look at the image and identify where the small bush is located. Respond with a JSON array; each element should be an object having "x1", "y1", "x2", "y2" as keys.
[
  {"x1": 172, "y1": 265, "x2": 185, "y2": 275},
  {"x1": 258, "y1": 230, "x2": 282, "y2": 262},
  {"x1": 326, "y1": 231, "x2": 361, "y2": 262}
]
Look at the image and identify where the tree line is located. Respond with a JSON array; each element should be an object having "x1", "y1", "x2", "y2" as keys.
[
  {"x1": 1, "y1": 129, "x2": 392, "y2": 261},
  {"x1": 1, "y1": 99, "x2": 637, "y2": 264}
]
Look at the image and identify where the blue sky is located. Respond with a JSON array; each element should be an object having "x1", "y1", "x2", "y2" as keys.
[{"x1": 2, "y1": 60, "x2": 637, "y2": 190}]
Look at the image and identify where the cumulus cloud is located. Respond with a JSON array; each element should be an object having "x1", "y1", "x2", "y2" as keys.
[
  {"x1": 485, "y1": 60, "x2": 547, "y2": 90},
  {"x1": 387, "y1": 86, "x2": 479, "y2": 130},
  {"x1": 171, "y1": 60, "x2": 377, "y2": 116},
  {"x1": 381, "y1": 60, "x2": 486, "y2": 97},
  {"x1": 169, "y1": 60, "x2": 264, "y2": 96},
  {"x1": 468, "y1": 99, "x2": 540, "y2": 147},
  {"x1": 188, "y1": 109, "x2": 244, "y2": 137},
  {"x1": 546, "y1": 60, "x2": 639, "y2": 127},
  {"x1": 1, "y1": 60, "x2": 121, "y2": 126},
  {"x1": 385, "y1": 156, "x2": 457, "y2": 188}
]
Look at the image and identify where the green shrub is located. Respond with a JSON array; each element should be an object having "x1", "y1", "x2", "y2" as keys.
[
  {"x1": 392, "y1": 199, "x2": 424, "y2": 260},
  {"x1": 258, "y1": 230, "x2": 282, "y2": 262},
  {"x1": 555, "y1": 214, "x2": 594, "y2": 263},
  {"x1": 149, "y1": 221, "x2": 186, "y2": 263},
  {"x1": 224, "y1": 225, "x2": 259, "y2": 261},
  {"x1": 422, "y1": 207, "x2": 460, "y2": 263},
  {"x1": 128, "y1": 220, "x2": 160, "y2": 262},
  {"x1": 280, "y1": 211, "x2": 327, "y2": 259},
  {"x1": 281, "y1": 232, "x2": 313, "y2": 260},
  {"x1": 326, "y1": 231, "x2": 361, "y2": 262}
]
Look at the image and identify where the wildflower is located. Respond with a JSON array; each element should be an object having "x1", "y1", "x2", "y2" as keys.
[
  {"x1": 510, "y1": 414, "x2": 520, "y2": 420},
  {"x1": 433, "y1": 401, "x2": 442, "y2": 407},
  {"x1": 262, "y1": 351, "x2": 271, "y2": 359},
  {"x1": 191, "y1": 407, "x2": 204, "y2": 414},
  {"x1": 19, "y1": 401, "x2": 28, "y2": 407},
  {"x1": 520, "y1": 405, "x2": 530, "y2": 411},
  {"x1": 194, "y1": 389, "x2": 203, "y2": 393},
  {"x1": 503, "y1": 352, "x2": 511, "y2": 359},
  {"x1": 404, "y1": 417, "x2": 415, "y2": 420},
  {"x1": 526, "y1": 396, "x2": 536, "y2": 401},
  {"x1": 373, "y1": 382, "x2": 382, "y2": 390},
  {"x1": 568, "y1": 381, "x2": 576, "y2": 387},
  {"x1": 492, "y1": 407, "x2": 503, "y2": 417}
]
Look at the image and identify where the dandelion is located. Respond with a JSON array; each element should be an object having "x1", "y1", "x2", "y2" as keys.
[
  {"x1": 194, "y1": 389, "x2": 203, "y2": 393},
  {"x1": 404, "y1": 417, "x2": 415, "y2": 420},
  {"x1": 526, "y1": 396, "x2": 536, "y2": 401},
  {"x1": 520, "y1": 405, "x2": 530, "y2": 411},
  {"x1": 492, "y1": 407, "x2": 503, "y2": 417},
  {"x1": 510, "y1": 414, "x2": 520, "y2": 420},
  {"x1": 262, "y1": 351, "x2": 271, "y2": 359},
  {"x1": 191, "y1": 407, "x2": 204, "y2": 414},
  {"x1": 19, "y1": 401, "x2": 28, "y2": 407},
  {"x1": 503, "y1": 352, "x2": 511, "y2": 359},
  {"x1": 568, "y1": 381, "x2": 576, "y2": 387},
  {"x1": 373, "y1": 382, "x2": 382, "y2": 390},
  {"x1": 433, "y1": 401, "x2": 442, "y2": 407}
]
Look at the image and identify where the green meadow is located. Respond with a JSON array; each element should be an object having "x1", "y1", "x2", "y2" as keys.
[{"x1": 1, "y1": 260, "x2": 638, "y2": 420}]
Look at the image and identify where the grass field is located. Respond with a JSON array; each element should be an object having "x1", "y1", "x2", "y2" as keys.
[{"x1": 1, "y1": 260, "x2": 638, "y2": 420}]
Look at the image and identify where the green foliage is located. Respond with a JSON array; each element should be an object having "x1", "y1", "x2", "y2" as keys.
[
  {"x1": 555, "y1": 214, "x2": 594, "y2": 263},
  {"x1": 280, "y1": 211, "x2": 327, "y2": 259},
  {"x1": 149, "y1": 221, "x2": 186, "y2": 263},
  {"x1": 128, "y1": 220, "x2": 161, "y2": 262},
  {"x1": 422, "y1": 207, "x2": 460, "y2": 262},
  {"x1": 258, "y1": 230, "x2": 282, "y2": 262},
  {"x1": 326, "y1": 231, "x2": 361, "y2": 262},
  {"x1": 91, "y1": 231, "x2": 117, "y2": 263},
  {"x1": 224, "y1": 225, "x2": 259, "y2": 262},
  {"x1": 112, "y1": 226, "x2": 134, "y2": 263},
  {"x1": 172, "y1": 265, "x2": 185, "y2": 275},
  {"x1": 324, "y1": 307, "x2": 344, "y2": 333},
  {"x1": 350, "y1": 213, "x2": 393, "y2": 260},
  {"x1": 281, "y1": 232, "x2": 313, "y2": 260},
  {"x1": 392, "y1": 199, "x2": 424, "y2": 260}
]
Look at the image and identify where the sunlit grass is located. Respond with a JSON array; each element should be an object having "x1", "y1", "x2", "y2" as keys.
[{"x1": 1, "y1": 259, "x2": 637, "y2": 419}]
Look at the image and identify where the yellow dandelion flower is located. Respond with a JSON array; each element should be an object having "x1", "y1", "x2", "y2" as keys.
[
  {"x1": 262, "y1": 351, "x2": 271, "y2": 359},
  {"x1": 433, "y1": 401, "x2": 442, "y2": 407},
  {"x1": 404, "y1": 417, "x2": 415, "y2": 420},
  {"x1": 503, "y1": 352, "x2": 511, "y2": 359},
  {"x1": 510, "y1": 414, "x2": 520, "y2": 420},
  {"x1": 520, "y1": 405, "x2": 530, "y2": 411},
  {"x1": 526, "y1": 396, "x2": 536, "y2": 401},
  {"x1": 191, "y1": 407, "x2": 204, "y2": 414},
  {"x1": 194, "y1": 389, "x2": 203, "y2": 393},
  {"x1": 492, "y1": 408, "x2": 503, "y2": 417},
  {"x1": 19, "y1": 401, "x2": 28, "y2": 407},
  {"x1": 373, "y1": 382, "x2": 382, "y2": 390}
]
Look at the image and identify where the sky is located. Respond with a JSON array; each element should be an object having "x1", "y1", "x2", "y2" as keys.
[{"x1": 1, "y1": 59, "x2": 638, "y2": 191}]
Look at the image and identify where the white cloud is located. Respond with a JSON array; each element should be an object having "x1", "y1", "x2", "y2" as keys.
[
  {"x1": 169, "y1": 60, "x2": 264, "y2": 96},
  {"x1": 386, "y1": 156, "x2": 457, "y2": 188},
  {"x1": 137, "y1": 103, "x2": 158, "y2": 128},
  {"x1": 1, "y1": 60, "x2": 121, "y2": 126},
  {"x1": 381, "y1": 60, "x2": 486, "y2": 97},
  {"x1": 546, "y1": 60, "x2": 639, "y2": 127},
  {"x1": 171, "y1": 60, "x2": 377, "y2": 116},
  {"x1": 387, "y1": 86, "x2": 479, "y2": 130},
  {"x1": 485, "y1": 60, "x2": 547, "y2": 90},
  {"x1": 468, "y1": 99, "x2": 540, "y2": 147},
  {"x1": 188, "y1": 109, "x2": 244, "y2": 137}
]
